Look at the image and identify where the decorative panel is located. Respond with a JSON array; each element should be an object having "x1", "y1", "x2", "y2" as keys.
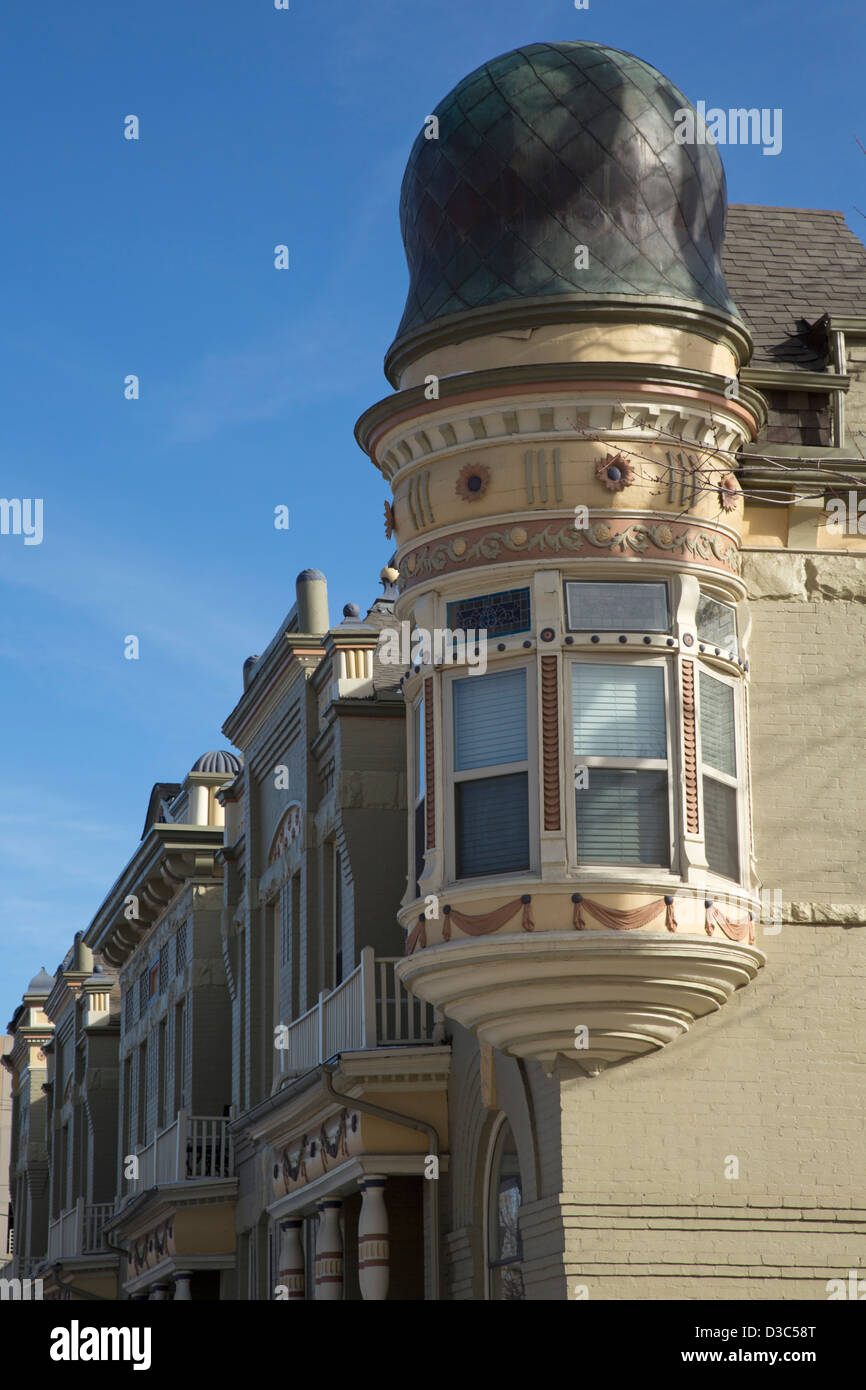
[
  {"x1": 682, "y1": 659, "x2": 699, "y2": 833},
  {"x1": 541, "y1": 656, "x2": 561, "y2": 831},
  {"x1": 446, "y1": 587, "x2": 531, "y2": 638}
]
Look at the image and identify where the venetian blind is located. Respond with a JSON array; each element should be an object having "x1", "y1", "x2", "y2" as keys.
[
  {"x1": 454, "y1": 669, "x2": 527, "y2": 771},
  {"x1": 699, "y1": 672, "x2": 736, "y2": 777},
  {"x1": 572, "y1": 664, "x2": 667, "y2": 760}
]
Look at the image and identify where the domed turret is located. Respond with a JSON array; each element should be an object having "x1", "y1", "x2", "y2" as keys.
[
  {"x1": 391, "y1": 41, "x2": 740, "y2": 372},
  {"x1": 359, "y1": 40, "x2": 764, "y2": 1074}
]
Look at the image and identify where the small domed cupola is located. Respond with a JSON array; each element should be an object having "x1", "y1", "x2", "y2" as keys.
[
  {"x1": 26, "y1": 966, "x2": 55, "y2": 997},
  {"x1": 187, "y1": 751, "x2": 243, "y2": 826},
  {"x1": 191, "y1": 750, "x2": 243, "y2": 777}
]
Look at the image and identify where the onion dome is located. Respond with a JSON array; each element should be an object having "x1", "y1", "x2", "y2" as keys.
[
  {"x1": 191, "y1": 750, "x2": 243, "y2": 776},
  {"x1": 393, "y1": 41, "x2": 739, "y2": 353},
  {"x1": 27, "y1": 967, "x2": 54, "y2": 996}
]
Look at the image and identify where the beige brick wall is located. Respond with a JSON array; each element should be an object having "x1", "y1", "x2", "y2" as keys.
[
  {"x1": 447, "y1": 922, "x2": 865, "y2": 1299},
  {"x1": 553, "y1": 922, "x2": 865, "y2": 1299},
  {"x1": 746, "y1": 571, "x2": 866, "y2": 903},
  {"x1": 845, "y1": 337, "x2": 866, "y2": 453}
]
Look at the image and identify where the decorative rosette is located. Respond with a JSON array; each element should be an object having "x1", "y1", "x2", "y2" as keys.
[
  {"x1": 718, "y1": 473, "x2": 739, "y2": 512},
  {"x1": 595, "y1": 452, "x2": 635, "y2": 492},
  {"x1": 456, "y1": 462, "x2": 490, "y2": 501}
]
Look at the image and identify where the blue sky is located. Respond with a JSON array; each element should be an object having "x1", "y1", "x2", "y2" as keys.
[{"x1": 1, "y1": 0, "x2": 864, "y2": 1027}]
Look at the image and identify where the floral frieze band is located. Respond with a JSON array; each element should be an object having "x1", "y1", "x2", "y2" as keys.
[{"x1": 398, "y1": 515, "x2": 739, "y2": 590}]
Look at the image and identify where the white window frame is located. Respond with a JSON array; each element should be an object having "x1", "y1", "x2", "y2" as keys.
[
  {"x1": 696, "y1": 590, "x2": 738, "y2": 658},
  {"x1": 483, "y1": 1115, "x2": 525, "y2": 1302},
  {"x1": 566, "y1": 653, "x2": 677, "y2": 873},
  {"x1": 444, "y1": 659, "x2": 538, "y2": 884},
  {"x1": 696, "y1": 662, "x2": 745, "y2": 885},
  {"x1": 564, "y1": 578, "x2": 672, "y2": 634}
]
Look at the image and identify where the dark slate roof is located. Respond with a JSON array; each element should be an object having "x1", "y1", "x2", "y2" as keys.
[
  {"x1": 724, "y1": 206, "x2": 866, "y2": 370},
  {"x1": 362, "y1": 606, "x2": 404, "y2": 697},
  {"x1": 141, "y1": 782, "x2": 182, "y2": 839}
]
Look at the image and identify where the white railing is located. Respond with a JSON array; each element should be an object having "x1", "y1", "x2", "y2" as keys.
[
  {"x1": 47, "y1": 1199, "x2": 114, "y2": 1258},
  {"x1": 186, "y1": 1115, "x2": 233, "y2": 1179},
  {"x1": 275, "y1": 947, "x2": 440, "y2": 1081},
  {"x1": 84, "y1": 1202, "x2": 113, "y2": 1252},
  {"x1": 375, "y1": 956, "x2": 439, "y2": 1045},
  {"x1": 132, "y1": 1111, "x2": 233, "y2": 1188}
]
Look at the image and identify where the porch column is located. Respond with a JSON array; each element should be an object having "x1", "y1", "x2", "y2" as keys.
[
  {"x1": 173, "y1": 1271, "x2": 193, "y2": 1300},
  {"x1": 278, "y1": 1218, "x2": 305, "y2": 1300},
  {"x1": 358, "y1": 1176, "x2": 389, "y2": 1301},
  {"x1": 314, "y1": 1199, "x2": 343, "y2": 1300}
]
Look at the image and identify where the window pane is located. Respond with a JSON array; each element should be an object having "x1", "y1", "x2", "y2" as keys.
[
  {"x1": 572, "y1": 664, "x2": 666, "y2": 759},
  {"x1": 488, "y1": 1123, "x2": 524, "y2": 1301},
  {"x1": 454, "y1": 669, "x2": 527, "y2": 771},
  {"x1": 699, "y1": 672, "x2": 736, "y2": 777},
  {"x1": 576, "y1": 768, "x2": 669, "y2": 864},
  {"x1": 456, "y1": 773, "x2": 529, "y2": 877},
  {"x1": 566, "y1": 581, "x2": 669, "y2": 632},
  {"x1": 696, "y1": 594, "x2": 737, "y2": 655},
  {"x1": 446, "y1": 587, "x2": 531, "y2": 638},
  {"x1": 703, "y1": 776, "x2": 739, "y2": 880}
]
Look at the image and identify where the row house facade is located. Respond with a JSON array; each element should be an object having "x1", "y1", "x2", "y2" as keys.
[{"x1": 4, "y1": 39, "x2": 866, "y2": 1300}]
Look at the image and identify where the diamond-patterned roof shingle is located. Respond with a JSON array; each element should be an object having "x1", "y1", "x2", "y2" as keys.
[{"x1": 394, "y1": 41, "x2": 738, "y2": 346}]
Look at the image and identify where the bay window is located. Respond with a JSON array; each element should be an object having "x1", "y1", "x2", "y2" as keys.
[
  {"x1": 452, "y1": 667, "x2": 530, "y2": 878},
  {"x1": 571, "y1": 661, "x2": 671, "y2": 866}
]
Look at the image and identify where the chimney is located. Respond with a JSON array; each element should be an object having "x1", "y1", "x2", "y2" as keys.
[{"x1": 295, "y1": 569, "x2": 329, "y2": 634}]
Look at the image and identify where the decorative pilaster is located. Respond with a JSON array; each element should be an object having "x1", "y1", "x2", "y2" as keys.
[
  {"x1": 358, "y1": 1176, "x2": 389, "y2": 1301},
  {"x1": 681, "y1": 660, "x2": 699, "y2": 834},
  {"x1": 540, "y1": 656, "x2": 561, "y2": 831},
  {"x1": 314, "y1": 1200, "x2": 343, "y2": 1300},
  {"x1": 278, "y1": 1218, "x2": 305, "y2": 1300},
  {"x1": 424, "y1": 677, "x2": 435, "y2": 849}
]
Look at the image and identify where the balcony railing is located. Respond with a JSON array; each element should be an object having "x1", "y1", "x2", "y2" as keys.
[
  {"x1": 47, "y1": 1199, "x2": 114, "y2": 1259},
  {"x1": 275, "y1": 947, "x2": 442, "y2": 1081},
  {"x1": 132, "y1": 1111, "x2": 233, "y2": 1189}
]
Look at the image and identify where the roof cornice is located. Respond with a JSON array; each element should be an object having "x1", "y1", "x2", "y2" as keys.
[
  {"x1": 84, "y1": 824, "x2": 224, "y2": 968},
  {"x1": 222, "y1": 638, "x2": 323, "y2": 748},
  {"x1": 741, "y1": 365, "x2": 849, "y2": 393},
  {"x1": 829, "y1": 314, "x2": 866, "y2": 334},
  {"x1": 356, "y1": 360, "x2": 767, "y2": 460}
]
